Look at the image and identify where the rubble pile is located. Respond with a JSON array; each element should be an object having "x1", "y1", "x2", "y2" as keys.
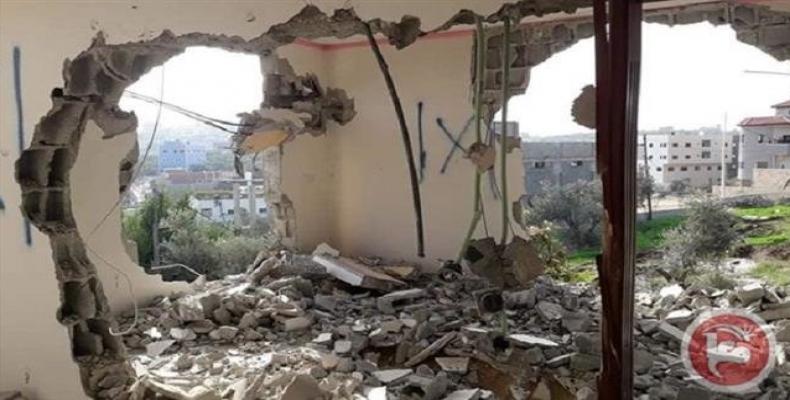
[{"x1": 118, "y1": 251, "x2": 790, "y2": 400}]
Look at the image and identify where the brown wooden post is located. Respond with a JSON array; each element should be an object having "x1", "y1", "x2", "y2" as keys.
[{"x1": 593, "y1": 0, "x2": 642, "y2": 399}]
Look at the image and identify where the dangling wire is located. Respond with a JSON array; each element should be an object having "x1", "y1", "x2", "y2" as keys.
[{"x1": 87, "y1": 68, "x2": 167, "y2": 238}]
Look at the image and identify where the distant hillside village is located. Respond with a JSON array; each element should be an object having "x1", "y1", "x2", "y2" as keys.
[
  {"x1": 128, "y1": 99, "x2": 790, "y2": 221},
  {"x1": 514, "y1": 98, "x2": 790, "y2": 197}
]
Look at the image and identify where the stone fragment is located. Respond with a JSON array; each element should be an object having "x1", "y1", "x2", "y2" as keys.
[
  {"x1": 175, "y1": 296, "x2": 204, "y2": 322},
  {"x1": 169, "y1": 327, "x2": 196, "y2": 341},
  {"x1": 283, "y1": 316, "x2": 312, "y2": 331},
  {"x1": 367, "y1": 386, "x2": 387, "y2": 400},
  {"x1": 372, "y1": 369, "x2": 412, "y2": 385},
  {"x1": 634, "y1": 349, "x2": 655, "y2": 374},
  {"x1": 444, "y1": 389, "x2": 481, "y2": 400},
  {"x1": 173, "y1": 354, "x2": 193, "y2": 371},
  {"x1": 536, "y1": 301, "x2": 564, "y2": 321},
  {"x1": 238, "y1": 312, "x2": 258, "y2": 329},
  {"x1": 313, "y1": 294, "x2": 337, "y2": 312},
  {"x1": 570, "y1": 353, "x2": 600, "y2": 372},
  {"x1": 377, "y1": 289, "x2": 427, "y2": 314},
  {"x1": 664, "y1": 309, "x2": 694, "y2": 326},
  {"x1": 312, "y1": 242, "x2": 340, "y2": 257},
  {"x1": 314, "y1": 332, "x2": 333, "y2": 345},
  {"x1": 508, "y1": 334, "x2": 559, "y2": 348},
  {"x1": 503, "y1": 289, "x2": 536, "y2": 309},
  {"x1": 146, "y1": 340, "x2": 175, "y2": 357},
  {"x1": 546, "y1": 354, "x2": 572, "y2": 368},
  {"x1": 334, "y1": 340, "x2": 352, "y2": 355},
  {"x1": 281, "y1": 374, "x2": 326, "y2": 400},
  {"x1": 209, "y1": 326, "x2": 238, "y2": 340},
  {"x1": 186, "y1": 319, "x2": 215, "y2": 334},
  {"x1": 313, "y1": 255, "x2": 405, "y2": 291},
  {"x1": 524, "y1": 347, "x2": 544, "y2": 365},
  {"x1": 737, "y1": 283, "x2": 765, "y2": 304},
  {"x1": 759, "y1": 306, "x2": 790, "y2": 322},
  {"x1": 212, "y1": 307, "x2": 232, "y2": 325},
  {"x1": 405, "y1": 332, "x2": 456, "y2": 367},
  {"x1": 435, "y1": 357, "x2": 469, "y2": 374}
]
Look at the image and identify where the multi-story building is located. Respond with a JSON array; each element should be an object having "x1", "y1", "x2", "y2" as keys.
[
  {"x1": 737, "y1": 99, "x2": 790, "y2": 184},
  {"x1": 158, "y1": 139, "x2": 208, "y2": 172},
  {"x1": 189, "y1": 190, "x2": 267, "y2": 223},
  {"x1": 521, "y1": 141, "x2": 597, "y2": 195},
  {"x1": 639, "y1": 127, "x2": 738, "y2": 189}
]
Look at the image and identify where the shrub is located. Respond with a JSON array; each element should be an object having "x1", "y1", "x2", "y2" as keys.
[
  {"x1": 524, "y1": 181, "x2": 602, "y2": 250},
  {"x1": 661, "y1": 196, "x2": 740, "y2": 280}
]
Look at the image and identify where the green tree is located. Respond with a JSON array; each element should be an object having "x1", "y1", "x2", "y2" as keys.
[{"x1": 524, "y1": 181, "x2": 603, "y2": 250}]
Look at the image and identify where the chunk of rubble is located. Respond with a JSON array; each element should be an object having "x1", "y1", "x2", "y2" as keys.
[
  {"x1": 737, "y1": 283, "x2": 765, "y2": 304},
  {"x1": 146, "y1": 340, "x2": 175, "y2": 357},
  {"x1": 313, "y1": 255, "x2": 405, "y2": 291},
  {"x1": 377, "y1": 288, "x2": 427, "y2": 314},
  {"x1": 444, "y1": 389, "x2": 481, "y2": 400},
  {"x1": 435, "y1": 357, "x2": 470, "y2": 374},
  {"x1": 536, "y1": 301, "x2": 564, "y2": 321},
  {"x1": 281, "y1": 374, "x2": 327, "y2": 400},
  {"x1": 283, "y1": 316, "x2": 313, "y2": 331},
  {"x1": 372, "y1": 369, "x2": 413, "y2": 384},
  {"x1": 508, "y1": 334, "x2": 559, "y2": 348},
  {"x1": 170, "y1": 328, "x2": 196, "y2": 342},
  {"x1": 405, "y1": 332, "x2": 456, "y2": 367}
]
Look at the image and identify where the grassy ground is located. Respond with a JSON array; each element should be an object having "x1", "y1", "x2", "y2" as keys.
[
  {"x1": 568, "y1": 215, "x2": 684, "y2": 267},
  {"x1": 734, "y1": 204, "x2": 790, "y2": 247},
  {"x1": 563, "y1": 203, "x2": 789, "y2": 284},
  {"x1": 749, "y1": 261, "x2": 790, "y2": 286}
]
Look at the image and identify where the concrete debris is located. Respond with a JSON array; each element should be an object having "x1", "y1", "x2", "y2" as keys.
[
  {"x1": 116, "y1": 249, "x2": 790, "y2": 400},
  {"x1": 377, "y1": 288, "x2": 427, "y2": 314},
  {"x1": 312, "y1": 242, "x2": 341, "y2": 258},
  {"x1": 467, "y1": 142, "x2": 496, "y2": 172},
  {"x1": 313, "y1": 255, "x2": 405, "y2": 291}
]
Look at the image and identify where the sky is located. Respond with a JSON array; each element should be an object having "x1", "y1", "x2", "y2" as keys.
[
  {"x1": 506, "y1": 22, "x2": 790, "y2": 137},
  {"x1": 120, "y1": 22, "x2": 790, "y2": 139},
  {"x1": 119, "y1": 46, "x2": 263, "y2": 130}
]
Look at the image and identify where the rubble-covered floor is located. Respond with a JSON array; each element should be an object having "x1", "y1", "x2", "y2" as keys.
[{"x1": 117, "y1": 252, "x2": 790, "y2": 400}]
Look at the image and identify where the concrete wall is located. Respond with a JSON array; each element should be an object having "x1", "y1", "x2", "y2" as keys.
[
  {"x1": 326, "y1": 34, "x2": 526, "y2": 265},
  {"x1": 2, "y1": 1, "x2": 790, "y2": 398},
  {"x1": 0, "y1": 2, "x2": 520, "y2": 398}
]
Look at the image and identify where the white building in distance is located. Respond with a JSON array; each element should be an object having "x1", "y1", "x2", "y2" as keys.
[
  {"x1": 639, "y1": 127, "x2": 738, "y2": 189},
  {"x1": 737, "y1": 99, "x2": 790, "y2": 184}
]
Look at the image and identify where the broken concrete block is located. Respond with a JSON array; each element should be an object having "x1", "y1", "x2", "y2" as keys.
[
  {"x1": 405, "y1": 332, "x2": 456, "y2": 367},
  {"x1": 372, "y1": 369, "x2": 412, "y2": 385},
  {"x1": 508, "y1": 334, "x2": 559, "y2": 348},
  {"x1": 209, "y1": 326, "x2": 239, "y2": 341},
  {"x1": 377, "y1": 288, "x2": 427, "y2": 314},
  {"x1": 367, "y1": 386, "x2": 387, "y2": 400},
  {"x1": 737, "y1": 283, "x2": 765, "y2": 304},
  {"x1": 313, "y1": 332, "x2": 333, "y2": 345},
  {"x1": 334, "y1": 340, "x2": 352, "y2": 355},
  {"x1": 435, "y1": 357, "x2": 469, "y2": 374},
  {"x1": 146, "y1": 340, "x2": 175, "y2": 357},
  {"x1": 664, "y1": 309, "x2": 694, "y2": 326},
  {"x1": 502, "y1": 236, "x2": 545, "y2": 286},
  {"x1": 536, "y1": 301, "x2": 564, "y2": 321},
  {"x1": 283, "y1": 316, "x2": 313, "y2": 332},
  {"x1": 281, "y1": 374, "x2": 327, "y2": 400},
  {"x1": 759, "y1": 304, "x2": 790, "y2": 321},
  {"x1": 569, "y1": 353, "x2": 600, "y2": 372},
  {"x1": 444, "y1": 389, "x2": 481, "y2": 400},
  {"x1": 169, "y1": 327, "x2": 196, "y2": 342},
  {"x1": 312, "y1": 242, "x2": 340, "y2": 257},
  {"x1": 313, "y1": 255, "x2": 405, "y2": 291}
]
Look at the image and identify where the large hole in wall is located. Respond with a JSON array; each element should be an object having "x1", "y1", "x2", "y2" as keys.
[
  {"x1": 499, "y1": 20, "x2": 790, "y2": 286},
  {"x1": 115, "y1": 46, "x2": 277, "y2": 282}
]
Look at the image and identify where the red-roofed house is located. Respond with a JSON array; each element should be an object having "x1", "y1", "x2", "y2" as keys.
[{"x1": 737, "y1": 99, "x2": 790, "y2": 184}]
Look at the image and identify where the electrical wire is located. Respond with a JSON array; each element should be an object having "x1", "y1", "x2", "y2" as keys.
[{"x1": 87, "y1": 68, "x2": 166, "y2": 238}]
